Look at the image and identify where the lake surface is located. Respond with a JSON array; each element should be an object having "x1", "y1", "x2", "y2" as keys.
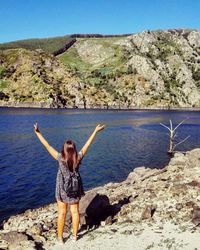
[{"x1": 0, "y1": 107, "x2": 200, "y2": 222}]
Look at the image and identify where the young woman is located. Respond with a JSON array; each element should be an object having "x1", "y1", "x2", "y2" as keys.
[{"x1": 33, "y1": 123, "x2": 105, "y2": 244}]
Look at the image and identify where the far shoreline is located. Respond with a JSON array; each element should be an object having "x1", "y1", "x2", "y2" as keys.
[
  {"x1": 0, "y1": 102, "x2": 200, "y2": 111},
  {"x1": 0, "y1": 104, "x2": 200, "y2": 112}
]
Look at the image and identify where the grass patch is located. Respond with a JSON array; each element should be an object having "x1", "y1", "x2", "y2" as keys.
[
  {"x1": 58, "y1": 47, "x2": 91, "y2": 74},
  {"x1": 0, "y1": 67, "x2": 6, "y2": 79},
  {"x1": 0, "y1": 36, "x2": 71, "y2": 53},
  {"x1": 0, "y1": 79, "x2": 9, "y2": 90}
]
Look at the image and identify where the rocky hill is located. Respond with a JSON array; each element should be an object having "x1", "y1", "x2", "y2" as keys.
[
  {"x1": 0, "y1": 29, "x2": 200, "y2": 108},
  {"x1": 0, "y1": 148, "x2": 200, "y2": 249}
]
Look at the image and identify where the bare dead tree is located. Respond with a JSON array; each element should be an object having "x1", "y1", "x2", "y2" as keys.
[{"x1": 160, "y1": 118, "x2": 190, "y2": 154}]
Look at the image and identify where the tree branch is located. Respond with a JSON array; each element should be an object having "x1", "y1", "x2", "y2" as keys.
[
  {"x1": 173, "y1": 118, "x2": 189, "y2": 132},
  {"x1": 173, "y1": 135, "x2": 190, "y2": 150},
  {"x1": 169, "y1": 119, "x2": 173, "y2": 131},
  {"x1": 160, "y1": 123, "x2": 171, "y2": 131},
  {"x1": 160, "y1": 118, "x2": 190, "y2": 154}
]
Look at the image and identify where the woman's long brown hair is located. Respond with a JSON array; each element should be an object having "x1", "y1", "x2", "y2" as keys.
[{"x1": 61, "y1": 140, "x2": 80, "y2": 171}]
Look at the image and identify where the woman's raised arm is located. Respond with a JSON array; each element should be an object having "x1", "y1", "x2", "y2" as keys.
[
  {"x1": 34, "y1": 123, "x2": 59, "y2": 160},
  {"x1": 80, "y1": 124, "x2": 105, "y2": 157}
]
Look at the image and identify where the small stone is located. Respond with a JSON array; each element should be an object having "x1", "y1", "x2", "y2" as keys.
[
  {"x1": 141, "y1": 205, "x2": 156, "y2": 220},
  {"x1": 176, "y1": 203, "x2": 183, "y2": 211},
  {"x1": 129, "y1": 194, "x2": 139, "y2": 202},
  {"x1": 134, "y1": 231, "x2": 142, "y2": 236},
  {"x1": 30, "y1": 224, "x2": 43, "y2": 235},
  {"x1": 100, "y1": 221, "x2": 106, "y2": 227},
  {"x1": 192, "y1": 206, "x2": 200, "y2": 226},
  {"x1": 160, "y1": 176, "x2": 170, "y2": 181},
  {"x1": 121, "y1": 230, "x2": 132, "y2": 235},
  {"x1": 104, "y1": 216, "x2": 113, "y2": 225},
  {"x1": 31, "y1": 235, "x2": 46, "y2": 244},
  {"x1": 110, "y1": 228, "x2": 118, "y2": 233},
  {"x1": 186, "y1": 201, "x2": 196, "y2": 208},
  {"x1": 43, "y1": 222, "x2": 53, "y2": 231}
]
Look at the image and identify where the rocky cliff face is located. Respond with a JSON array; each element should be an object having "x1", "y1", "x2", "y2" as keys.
[
  {"x1": 0, "y1": 148, "x2": 200, "y2": 249},
  {"x1": 59, "y1": 29, "x2": 200, "y2": 108},
  {"x1": 0, "y1": 29, "x2": 200, "y2": 108}
]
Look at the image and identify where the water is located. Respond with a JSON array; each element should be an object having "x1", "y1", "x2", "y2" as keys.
[{"x1": 0, "y1": 107, "x2": 200, "y2": 222}]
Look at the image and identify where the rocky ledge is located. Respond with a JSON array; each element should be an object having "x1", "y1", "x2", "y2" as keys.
[{"x1": 0, "y1": 149, "x2": 200, "y2": 249}]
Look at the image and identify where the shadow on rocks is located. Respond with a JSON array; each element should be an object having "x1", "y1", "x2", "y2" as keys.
[
  {"x1": 65, "y1": 191, "x2": 132, "y2": 232},
  {"x1": 79, "y1": 192, "x2": 131, "y2": 229},
  {"x1": 109, "y1": 196, "x2": 132, "y2": 218}
]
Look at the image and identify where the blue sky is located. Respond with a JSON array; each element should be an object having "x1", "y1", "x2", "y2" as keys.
[{"x1": 0, "y1": 0, "x2": 200, "y2": 43}]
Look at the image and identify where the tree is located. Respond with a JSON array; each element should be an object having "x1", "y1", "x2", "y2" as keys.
[{"x1": 160, "y1": 119, "x2": 190, "y2": 154}]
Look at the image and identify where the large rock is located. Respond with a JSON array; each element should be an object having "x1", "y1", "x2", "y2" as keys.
[{"x1": 66, "y1": 191, "x2": 111, "y2": 227}]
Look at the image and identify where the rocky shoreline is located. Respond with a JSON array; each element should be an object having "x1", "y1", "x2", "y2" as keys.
[{"x1": 0, "y1": 148, "x2": 200, "y2": 249}]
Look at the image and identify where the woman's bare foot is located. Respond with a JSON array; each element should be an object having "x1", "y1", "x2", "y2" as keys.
[{"x1": 57, "y1": 237, "x2": 64, "y2": 245}]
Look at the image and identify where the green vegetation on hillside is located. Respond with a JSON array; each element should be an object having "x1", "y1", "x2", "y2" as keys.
[
  {"x1": 58, "y1": 47, "x2": 91, "y2": 75},
  {"x1": 0, "y1": 35, "x2": 70, "y2": 53},
  {"x1": 59, "y1": 38, "x2": 128, "y2": 81}
]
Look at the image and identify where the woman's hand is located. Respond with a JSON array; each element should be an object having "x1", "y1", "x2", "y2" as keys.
[
  {"x1": 80, "y1": 124, "x2": 106, "y2": 156},
  {"x1": 33, "y1": 122, "x2": 58, "y2": 160},
  {"x1": 34, "y1": 122, "x2": 40, "y2": 133},
  {"x1": 95, "y1": 124, "x2": 105, "y2": 133}
]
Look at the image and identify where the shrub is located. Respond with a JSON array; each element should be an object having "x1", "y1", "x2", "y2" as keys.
[
  {"x1": 0, "y1": 67, "x2": 6, "y2": 79},
  {"x1": 113, "y1": 92, "x2": 119, "y2": 100},
  {"x1": 0, "y1": 91, "x2": 9, "y2": 100},
  {"x1": 0, "y1": 79, "x2": 9, "y2": 90},
  {"x1": 127, "y1": 65, "x2": 133, "y2": 74},
  {"x1": 192, "y1": 69, "x2": 200, "y2": 81}
]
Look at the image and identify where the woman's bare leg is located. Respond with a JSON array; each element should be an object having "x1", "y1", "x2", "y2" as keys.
[
  {"x1": 57, "y1": 200, "x2": 68, "y2": 240},
  {"x1": 70, "y1": 203, "x2": 80, "y2": 239}
]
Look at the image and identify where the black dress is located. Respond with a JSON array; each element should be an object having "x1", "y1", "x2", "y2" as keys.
[{"x1": 55, "y1": 151, "x2": 85, "y2": 203}]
